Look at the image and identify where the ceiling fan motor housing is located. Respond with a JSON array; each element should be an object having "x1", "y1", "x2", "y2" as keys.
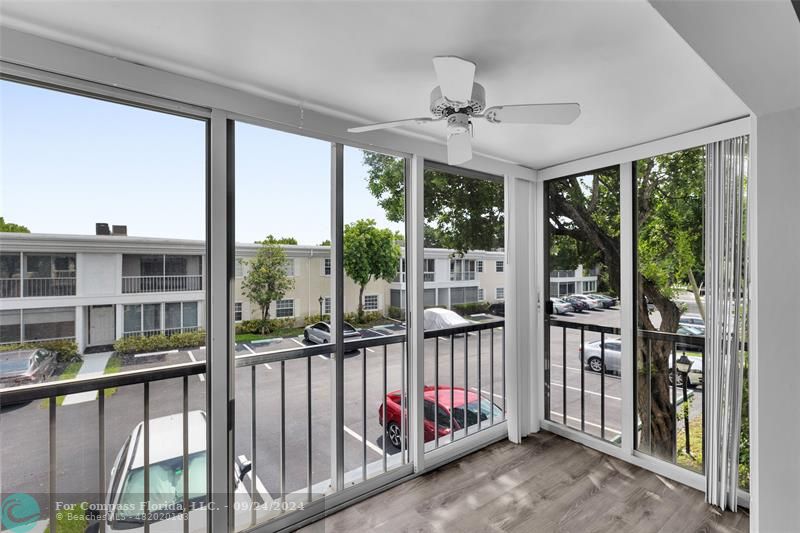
[{"x1": 430, "y1": 82, "x2": 485, "y2": 117}]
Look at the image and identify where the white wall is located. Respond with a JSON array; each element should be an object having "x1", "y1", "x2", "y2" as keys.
[
  {"x1": 750, "y1": 107, "x2": 800, "y2": 532},
  {"x1": 78, "y1": 253, "x2": 117, "y2": 296}
]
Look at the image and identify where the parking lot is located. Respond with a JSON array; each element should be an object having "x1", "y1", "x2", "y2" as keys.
[
  {"x1": 0, "y1": 317, "x2": 506, "y2": 524},
  {"x1": 547, "y1": 301, "x2": 703, "y2": 443}
]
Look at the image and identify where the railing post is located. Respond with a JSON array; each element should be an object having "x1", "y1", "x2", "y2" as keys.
[{"x1": 330, "y1": 142, "x2": 345, "y2": 491}]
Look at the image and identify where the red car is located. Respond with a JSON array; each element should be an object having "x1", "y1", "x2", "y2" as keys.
[{"x1": 378, "y1": 386, "x2": 503, "y2": 448}]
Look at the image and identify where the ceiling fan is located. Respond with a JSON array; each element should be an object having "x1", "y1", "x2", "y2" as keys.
[{"x1": 348, "y1": 56, "x2": 581, "y2": 166}]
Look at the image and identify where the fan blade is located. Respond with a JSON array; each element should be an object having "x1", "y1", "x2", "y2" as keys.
[
  {"x1": 483, "y1": 103, "x2": 581, "y2": 125},
  {"x1": 432, "y1": 56, "x2": 476, "y2": 103},
  {"x1": 447, "y1": 131, "x2": 472, "y2": 165},
  {"x1": 348, "y1": 117, "x2": 439, "y2": 133}
]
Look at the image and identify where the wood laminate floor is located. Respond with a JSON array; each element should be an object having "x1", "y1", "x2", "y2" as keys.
[{"x1": 298, "y1": 431, "x2": 749, "y2": 532}]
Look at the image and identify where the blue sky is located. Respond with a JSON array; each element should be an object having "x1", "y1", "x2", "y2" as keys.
[{"x1": 0, "y1": 80, "x2": 402, "y2": 245}]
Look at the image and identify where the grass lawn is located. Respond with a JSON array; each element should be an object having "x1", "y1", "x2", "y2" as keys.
[
  {"x1": 676, "y1": 415, "x2": 703, "y2": 472},
  {"x1": 103, "y1": 354, "x2": 123, "y2": 398},
  {"x1": 43, "y1": 502, "x2": 87, "y2": 533},
  {"x1": 40, "y1": 360, "x2": 83, "y2": 408},
  {"x1": 236, "y1": 327, "x2": 305, "y2": 344}
]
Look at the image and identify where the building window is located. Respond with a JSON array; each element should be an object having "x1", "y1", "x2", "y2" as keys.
[
  {"x1": 496, "y1": 287, "x2": 505, "y2": 300},
  {"x1": 323, "y1": 258, "x2": 331, "y2": 276},
  {"x1": 284, "y1": 258, "x2": 295, "y2": 277},
  {"x1": 324, "y1": 297, "x2": 331, "y2": 315},
  {"x1": 234, "y1": 302, "x2": 243, "y2": 322},
  {"x1": 275, "y1": 299, "x2": 294, "y2": 318},
  {"x1": 478, "y1": 288, "x2": 485, "y2": 301},
  {"x1": 395, "y1": 257, "x2": 406, "y2": 283},
  {"x1": 423, "y1": 258, "x2": 435, "y2": 282},
  {"x1": 450, "y1": 259, "x2": 476, "y2": 281},
  {"x1": 583, "y1": 280, "x2": 596, "y2": 293},
  {"x1": 0, "y1": 307, "x2": 76, "y2": 344},
  {"x1": 476, "y1": 260, "x2": 483, "y2": 273},
  {"x1": 364, "y1": 294, "x2": 379, "y2": 311},
  {"x1": 496, "y1": 260, "x2": 504, "y2": 273},
  {"x1": 235, "y1": 260, "x2": 244, "y2": 278}
]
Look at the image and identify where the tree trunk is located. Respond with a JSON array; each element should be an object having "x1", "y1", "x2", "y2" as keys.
[
  {"x1": 357, "y1": 285, "x2": 365, "y2": 322},
  {"x1": 261, "y1": 305, "x2": 270, "y2": 335},
  {"x1": 687, "y1": 269, "x2": 706, "y2": 322}
]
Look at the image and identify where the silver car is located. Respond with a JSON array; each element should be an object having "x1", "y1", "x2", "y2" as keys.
[
  {"x1": 550, "y1": 297, "x2": 574, "y2": 315},
  {"x1": 0, "y1": 348, "x2": 58, "y2": 389},
  {"x1": 303, "y1": 321, "x2": 361, "y2": 344}
]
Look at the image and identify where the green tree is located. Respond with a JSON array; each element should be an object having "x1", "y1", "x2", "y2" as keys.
[
  {"x1": 363, "y1": 151, "x2": 504, "y2": 252},
  {"x1": 319, "y1": 239, "x2": 331, "y2": 246},
  {"x1": 241, "y1": 239, "x2": 295, "y2": 333},
  {"x1": 257, "y1": 234, "x2": 298, "y2": 245},
  {"x1": 0, "y1": 217, "x2": 30, "y2": 233},
  {"x1": 547, "y1": 149, "x2": 705, "y2": 460},
  {"x1": 343, "y1": 219, "x2": 401, "y2": 320}
]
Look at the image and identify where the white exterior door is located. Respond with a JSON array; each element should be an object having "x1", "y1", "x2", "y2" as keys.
[{"x1": 89, "y1": 305, "x2": 115, "y2": 346}]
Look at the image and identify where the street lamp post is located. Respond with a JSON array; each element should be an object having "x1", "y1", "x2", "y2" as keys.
[
  {"x1": 318, "y1": 295, "x2": 324, "y2": 317},
  {"x1": 675, "y1": 353, "x2": 693, "y2": 456}
]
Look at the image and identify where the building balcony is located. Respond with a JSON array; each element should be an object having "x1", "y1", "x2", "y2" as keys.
[
  {"x1": 0, "y1": 277, "x2": 77, "y2": 297},
  {"x1": 122, "y1": 274, "x2": 203, "y2": 294}
]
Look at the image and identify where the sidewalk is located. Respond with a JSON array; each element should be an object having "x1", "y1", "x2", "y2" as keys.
[{"x1": 61, "y1": 351, "x2": 113, "y2": 406}]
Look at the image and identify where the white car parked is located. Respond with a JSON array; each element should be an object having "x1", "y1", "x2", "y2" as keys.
[
  {"x1": 91, "y1": 411, "x2": 252, "y2": 532},
  {"x1": 550, "y1": 297, "x2": 574, "y2": 315}
]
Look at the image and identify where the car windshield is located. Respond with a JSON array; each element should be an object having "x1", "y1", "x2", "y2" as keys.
[
  {"x1": 452, "y1": 399, "x2": 503, "y2": 427},
  {"x1": 343, "y1": 322, "x2": 356, "y2": 332},
  {"x1": 115, "y1": 451, "x2": 206, "y2": 523},
  {"x1": 0, "y1": 357, "x2": 32, "y2": 374}
]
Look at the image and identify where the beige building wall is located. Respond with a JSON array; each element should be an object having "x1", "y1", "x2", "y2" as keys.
[{"x1": 234, "y1": 252, "x2": 390, "y2": 323}]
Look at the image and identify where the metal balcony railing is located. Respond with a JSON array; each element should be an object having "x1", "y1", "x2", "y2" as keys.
[
  {"x1": 122, "y1": 275, "x2": 203, "y2": 293},
  {"x1": 0, "y1": 278, "x2": 20, "y2": 297},
  {"x1": 1, "y1": 277, "x2": 78, "y2": 297},
  {"x1": 449, "y1": 272, "x2": 476, "y2": 281},
  {"x1": 546, "y1": 318, "x2": 704, "y2": 469},
  {"x1": 0, "y1": 319, "x2": 506, "y2": 531}
]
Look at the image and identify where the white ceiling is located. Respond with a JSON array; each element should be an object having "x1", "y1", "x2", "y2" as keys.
[{"x1": 0, "y1": 1, "x2": 748, "y2": 169}]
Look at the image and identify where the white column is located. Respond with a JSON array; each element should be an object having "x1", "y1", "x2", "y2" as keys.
[
  {"x1": 407, "y1": 155, "x2": 425, "y2": 471},
  {"x1": 619, "y1": 162, "x2": 635, "y2": 455},
  {"x1": 74, "y1": 306, "x2": 85, "y2": 353},
  {"x1": 207, "y1": 109, "x2": 233, "y2": 532},
  {"x1": 115, "y1": 304, "x2": 124, "y2": 340},
  {"x1": 750, "y1": 108, "x2": 800, "y2": 531},
  {"x1": 505, "y1": 175, "x2": 536, "y2": 442}
]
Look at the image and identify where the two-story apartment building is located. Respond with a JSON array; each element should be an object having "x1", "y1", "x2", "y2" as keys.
[{"x1": 0, "y1": 232, "x2": 597, "y2": 353}]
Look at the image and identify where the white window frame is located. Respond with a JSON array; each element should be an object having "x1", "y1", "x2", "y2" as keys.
[
  {"x1": 322, "y1": 257, "x2": 332, "y2": 276},
  {"x1": 324, "y1": 296, "x2": 332, "y2": 315},
  {"x1": 363, "y1": 294, "x2": 379, "y2": 311},
  {"x1": 234, "y1": 302, "x2": 242, "y2": 322},
  {"x1": 495, "y1": 260, "x2": 504, "y2": 273},
  {"x1": 476, "y1": 260, "x2": 483, "y2": 273},
  {"x1": 495, "y1": 287, "x2": 505, "y2": 301},
  {"x1": 275, "y1": 298, "x2": 295, "y2": 318},
  {"x1": 423, "y1": 258, "x2": 435, "y2": 282},
  {"x1": 284, "y1": 258, "x2": 296, "y2": 277},
  {"x1": 478, "y1": 288, "x2": 485, "y2": 301}
]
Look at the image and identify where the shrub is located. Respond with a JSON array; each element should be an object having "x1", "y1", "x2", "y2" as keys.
[
  {"x1": 452, "y1": 301, "x2": 491, "y2": 316},
  {"x1": 388, "y1": 306, "x2": 404, "y2": 320},
  {"x1": 113, "y1": 330, "x2": 206, "y2": 355},
  {"x1": 236, "y1": 318, "x2": 298, "y2": 335},
  {"x1": 0, "y1": 339, "x2": 80, "y2": 363},
  {"x1": 344, "y1": 311, "x2": 382, "y2": 326},
  {"x1": 304, "y1": 314, "x2": 328, "y2": 326}
]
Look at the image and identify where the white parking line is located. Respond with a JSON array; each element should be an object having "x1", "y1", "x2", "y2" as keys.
[
  {"x1": 469, "y1": 387, "x2": 504, "y2": 400},
  {"x1": 134, "y1": 349, "x2": 179, "y2": 358},
  {"x1": 187, "y1": 351, "x2": 205, "y2": 382},
  {"x1": 549, "y1": 381, "x2": 621, "y2": 401},
  {"x1": 237, "y1": 454, "x2": 271, "y2": 499},
  {"x1": 438, "y1": 337, "x2": 449, "y2": 342},
  {"x1": 368, "y1": 328, "x2": 387, "y2": 336},
  {"x1": 551, "y1": 362, "x2": 586, "y2": 373},
  {"x1": 242, "y1": 344, "x2": 272, "y2": 370},
  {"x1": 290, "y1": 338, "x2": 305, "y2": 348},
  {"x1": 549, "y1": 410, "x2": 621, "y2": 435},
  {"x1": 343, "y1": 425, "x2": 383, "y2": 455}
]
